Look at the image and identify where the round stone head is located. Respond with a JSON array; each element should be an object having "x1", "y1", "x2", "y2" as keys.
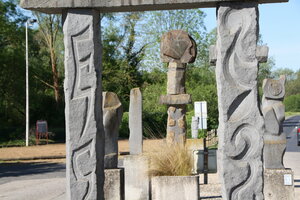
[
  {"x1": 160, "y1": 30, "x2": 197, "y2": 63},
  {"x1": 262, "y1": 75, "x2": 286, "y2": 100}
]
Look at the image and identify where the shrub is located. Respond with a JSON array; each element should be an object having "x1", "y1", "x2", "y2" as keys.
[
  {"x1": 148, "y1": 144, "x2": 193, "y2": 177},
  {"x1": 284, "y1": 94, "x2": 300, "y2": 112}
]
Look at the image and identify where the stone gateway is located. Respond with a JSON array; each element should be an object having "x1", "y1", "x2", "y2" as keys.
[{"x1": 20, "y1": 0, "x2": 289, "y2": 199}]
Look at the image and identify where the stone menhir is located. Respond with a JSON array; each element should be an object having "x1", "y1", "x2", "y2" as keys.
[
  {"x1": 160, "y1": 30, "x2": 196, "y2": 145},
  {"x1": 129, "y1": 88, "x2": 143, "y2": 155},
  {"x1": 20, "y1": 0, "x2": 289, "y2": 200},
  {"x1": 213, "y1": 2, "x2": 269, "y2": 199},
  {"x1": 262, "y1": 76, "x2": 286, "y2": 169},
  {"x1": 103, "y1": 92, "x2": 123, "y2": 169}
]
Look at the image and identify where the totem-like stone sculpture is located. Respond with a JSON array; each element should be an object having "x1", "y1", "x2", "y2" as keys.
[
  {"x1": 129, "y1": 88, "x2": 143, "y2": 155},
  {"x1": 103, "y1": 92, "x2": 123, "y2": 169},
  {"x1": 160, "y1": 30, "x2": 196, "y2": 145},
  {"x1": 213, "y1": 2, "x2": 268, "y2": 199},
  {"x1": 262, "y1": 76, "x2": 286, "y2": 168}
]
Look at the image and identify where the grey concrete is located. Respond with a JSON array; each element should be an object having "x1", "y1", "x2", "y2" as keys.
[
  {"x1": 103, "y1": 92, "x2": 123, "y2": 169},
  {"x1": 104, "y1": 168, "x2": 124, "y2": 200},
  {"x1": 20, "y1": 0, "x2": 288, "y2": 14},
  {"x1": 129, "y1": 88, "x2": 143, "y2": 155},
  {"x1": 123, "y1": 155, "x2": 150, "y2": 200},
  {"x1": 63, "y1": 9, "x2": 104, "y2": 200},
  {"x1": 262, "y1": 76, "x2": 286, "y2": 169},
  {"x1": 264, "y1": 168, "x2": 295, "y2": 200},
  {"x1": 151, "y1": 176, "x2": 199, "y2": 200},
  {"x1": 215, "y1": 2, "x2": 264, "y2": 199}
]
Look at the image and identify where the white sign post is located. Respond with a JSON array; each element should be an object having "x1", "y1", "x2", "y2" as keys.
[{"x1": 195, "y1": 101, "x2": 207, "y2": 130}]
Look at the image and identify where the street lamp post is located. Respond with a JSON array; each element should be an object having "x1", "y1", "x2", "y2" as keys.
[{"x1": 25, "y1": 19, "x2": 37, "y2": 147}]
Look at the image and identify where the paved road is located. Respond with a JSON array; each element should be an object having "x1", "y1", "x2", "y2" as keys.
[{"x1": 0, "y1": 115, "x2": 299, "y2": 199}]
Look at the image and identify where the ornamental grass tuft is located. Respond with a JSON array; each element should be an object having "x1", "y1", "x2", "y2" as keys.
[{"x1": 148, "y1": 143, "x2": 193, "y2": 177}]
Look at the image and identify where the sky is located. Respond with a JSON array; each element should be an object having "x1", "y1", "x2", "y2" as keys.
[
  {"x1": 20, "y1": 0, "x2": 299, "y2": 72},
  {"x1": 202, "y1": 0, "x2": 300, "y2": 72}
]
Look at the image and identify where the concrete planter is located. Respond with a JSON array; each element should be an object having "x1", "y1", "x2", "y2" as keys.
[{"x1": 151, "y1": 175, "x2": 199, "y2": 200}]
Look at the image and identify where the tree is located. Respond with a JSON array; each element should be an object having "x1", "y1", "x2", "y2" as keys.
[{"x1": 34, "y1": 12, "x2": 63, "y2": 103}]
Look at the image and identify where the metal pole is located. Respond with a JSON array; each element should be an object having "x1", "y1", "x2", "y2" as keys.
[{"x1": 25, "y1": 21, "x2": 29, "y2": 147}]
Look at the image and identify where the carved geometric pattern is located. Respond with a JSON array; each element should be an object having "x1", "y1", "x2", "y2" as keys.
[
  {"x1": 216, "y1": 2, "x2": 264, "y2": 200},
  {"x1": 63, "y1": 9, "x2": 103, "y2": 200}
]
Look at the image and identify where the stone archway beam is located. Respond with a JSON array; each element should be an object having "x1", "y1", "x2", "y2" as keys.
[{"x1": 21, "y1": 0, "x2": 288, "y2": 14}]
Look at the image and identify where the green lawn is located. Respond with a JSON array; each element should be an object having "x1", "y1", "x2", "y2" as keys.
[{"x1": 285, "y1": 112, "x2": 300, "y2": 117}]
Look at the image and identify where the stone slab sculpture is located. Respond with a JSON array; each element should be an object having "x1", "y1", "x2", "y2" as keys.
[
  {"x1": 103, "y1": 92, "x2": 123, "y2": 169},
  {"x1": 214, "y1": 2, "x2": 268, "y2": 199},
  {"x1": 262, "y1": 76, "x2": 286, "y2": 169},
  {"x1": 160, "y1": 30, "x2": 196, "y2": 145},
  {"x1": 63, "y1": 9, "x2": 104, "y2": 199},
  {"x1": 20, "y1": 0, "x2": 288, "y2": 199},
  {"x1": 129, "y1": 88, "x2": 143, "y2": 155},
  {"x1": 104, "y1": 169, "x2": 125, "y2": 200}
]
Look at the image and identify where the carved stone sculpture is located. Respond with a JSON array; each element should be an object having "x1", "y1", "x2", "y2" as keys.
[
  {"x1": 63, "y1": 9, "x2": 104, "y2": 199},
  {"x1": 129, "y1": 88, "x2": 143, "y2": 155},
  {"x1": 215, "y1": 2, "x2": 265, "y2": 199},
  {"x1": 160, "y1": 30, "x2": 196, "y2": 145},
  {"x1": 103, "y1": 92, "x2": 123, "y2": 169},
  {"x1": 262, "y1": 75, "x2": 286, "y2": 169}
]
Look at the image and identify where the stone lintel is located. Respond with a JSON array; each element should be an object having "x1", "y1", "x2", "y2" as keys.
[
  {"x1": 160, "y1": 94, "x2": 191, "y2": 105},
  {"x1": 21, "y1": 0, "x2": 288, "y2": 14}
]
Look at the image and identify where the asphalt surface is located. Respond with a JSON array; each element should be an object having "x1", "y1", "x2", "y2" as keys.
[{"x1": 0, "y1": 115, "x2": 299, "y2": 199}]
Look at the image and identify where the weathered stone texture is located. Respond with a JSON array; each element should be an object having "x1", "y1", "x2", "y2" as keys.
[
  {"x1": 166, "y1": 106, "x2": 187, "y2": 144},
  {"x1": 262, "y1": 76, "x2": 286, "y2": 169},
  {"x1": 63, "y1": 9, "x2": 104, "y2": 199},
  {"x1": 167, "y1": 63, "x2": 186, "y2": 94},
  {"x1": 124, "y1": 156, "x2": 150, "y2": 200},
  {"x1": 159, "y1": 94, "x2": 191, "y2": 105},
  {"x1": 151, "y1": 176, "x2": 199, "y2": 200},
  {"x1": 104, "y1": 169, "x2": 124, "y2": 200},
  {"x1": 264, "y1": 169, "x2": 295, "y2": 200},
  {"x1": 103, "y1": 92, "x2": 123, "y2": 169},
  {"x1": 129, "y1": 88, "x2": 143, "y2": 155},
  {"x1": 161, "y1": 30, "x2": 196, "y2": 64},
  {"x1": 216, "y1": 2, "x2": 264, "y2": 200},
  {"x1": 21, "y1": 0, "x2": 289, "y2": 14}
]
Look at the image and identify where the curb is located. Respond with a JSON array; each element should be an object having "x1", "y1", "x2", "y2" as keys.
[{"x1": 0, "y1": 155, "x2": 66, "y2": 162}]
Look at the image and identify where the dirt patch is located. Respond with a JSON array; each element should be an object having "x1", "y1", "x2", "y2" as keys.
[{"x1": 0, "y1": 139, "x2": 203, "y2": 162}]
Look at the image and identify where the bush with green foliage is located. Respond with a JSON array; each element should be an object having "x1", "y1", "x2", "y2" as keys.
[{"x1": 284, "y1": 94, "x2": 300, "y2": 112}]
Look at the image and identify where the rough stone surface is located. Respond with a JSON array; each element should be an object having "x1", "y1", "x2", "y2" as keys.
[
  {"x1": 151, "y1": 176, "x2": 199, "y2": 200},
  {"x1": 215, "y1": 2, "x2": 264, "y2": 200},
  {"x1": 160, "y1": 94, "x2": 192, "y2": 105},
  {"x1": 167, "y1": 63, "x2": 186, "y2": 94},
  {"x1": 262, "y1": 75, "x2": 286, "y2": 169},
  {"x1": 264, "y1": 168, "x2": 295, "y2": 200},
  {"x1": 103, "y1": 92, "x2": 123, "y2": 169},
  {"x1": 124, "y1": 156, "x2": 150, "y2": 200},
  {"x1": 256, "y1": 45, "x2": 269, "y2": 63},
  {"x1": 191, "y1": 117, "x2": 199, "y2": 139},
  {"x1": 20, "y1": 0, "x2": 289, "y2": 14},
  {"x1": 129, "y1": 88, "x2": 143, "y2": 155},
  {"x1": 63, "y1": 9, "x2": 104, "y2": 200},
  {"x1": 104, "y1": 169, "x2": 124, "y2": 200},
  {"x1": 161, "y1": 30, "x2": 196, "y2": 64},
  {"x1": 166, "y1": 105, "x2": 187, "y2": 144}
]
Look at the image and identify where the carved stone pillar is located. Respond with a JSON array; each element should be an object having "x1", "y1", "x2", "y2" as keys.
[
  {"x1": 216, "y1": 2, "x2": 264, "y2": 199},
  {"x1": 63, "y1": 9, "x2": 104, "y2": 200},
  {"x1": 262, "y1": 75, "x2": 286, "y2": 169}
]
